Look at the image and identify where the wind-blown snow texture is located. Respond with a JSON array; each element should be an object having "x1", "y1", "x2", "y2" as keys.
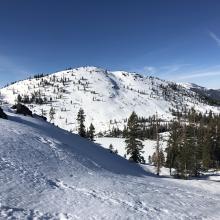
[
  {"x1": 1, "y1": 66, "x2": 219, "y2": 133},
  {"x1": 0, "y1": 108, "x2": 220, "y2": 219}
]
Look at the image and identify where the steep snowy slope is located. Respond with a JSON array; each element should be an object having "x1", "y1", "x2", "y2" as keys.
[
  {"x1": 1, "y1": 108, "x2": 220, "y2": 219},
  {"x1": 1, "y1": 67, "x2": 219, "y2": 133}
]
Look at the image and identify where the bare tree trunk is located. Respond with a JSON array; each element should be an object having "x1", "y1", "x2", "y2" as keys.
[{"x1": 156, "y1": 112, "x2": 160, "y2": 175}]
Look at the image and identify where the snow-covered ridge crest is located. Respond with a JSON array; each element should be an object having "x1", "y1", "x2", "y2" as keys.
[{"x1": 0, "y1": 66, "x2": 219, "y2": 133}]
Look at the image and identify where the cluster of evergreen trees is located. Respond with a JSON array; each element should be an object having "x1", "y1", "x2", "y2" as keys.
[
  {"x1": 166, "y1": 109, "x2": 220, "y2": 178},
  {"x1": 17, "y1": 94, "x2": 46, "y2": 105},
  {"x1": 76, "y1": 108, "x2": 95, "y2": 142},
  {"x1": 33, "y1": 73, "x2": 47, "y2": 79},
  {"x1": 114, "y1": 109, "x2": 220, "y2": 179},
  {"x1": 109, "y1": 115, "x2": 169, "y2": 140}
]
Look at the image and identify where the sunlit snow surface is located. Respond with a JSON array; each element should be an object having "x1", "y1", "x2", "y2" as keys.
[
  {"x1": 0, "y1": 108, "x2": 220, "y2": 219},
  {"x1": 1, "y1": 67, "x2": 219, "y2": 134}
]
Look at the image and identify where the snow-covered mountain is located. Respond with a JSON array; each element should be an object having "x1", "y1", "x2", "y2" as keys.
[
  {"x1": 1, "y1": 107, "x2": 220, "y2": 219},
  {"x1": 1, "y1": 66, "x2": 219, "y2": 133},
  {"x1": 180, "y1": 82, "x2": 220, "y2": 105}
]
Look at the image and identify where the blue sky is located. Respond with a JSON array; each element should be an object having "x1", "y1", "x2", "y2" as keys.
[{"x1": 0, "y1": 0, "x2": 220, "y2": 88}]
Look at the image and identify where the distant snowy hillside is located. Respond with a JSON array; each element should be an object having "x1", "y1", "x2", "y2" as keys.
[
  {"x1": 180, "y1": 82, "x2": 220, "y2": 105},
  {"x1": 1, "y1": 66, "x2": 219, "y2": 133},
  {"x1": 1, "y1": 107, "x2": 220, "y2": 219}
]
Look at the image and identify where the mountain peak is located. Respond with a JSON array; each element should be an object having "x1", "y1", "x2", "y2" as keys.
[{"x1": 1, "y1": 67, "x2": 219, "y2": 133}]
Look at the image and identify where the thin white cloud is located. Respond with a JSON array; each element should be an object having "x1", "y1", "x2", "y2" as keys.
[
  {"x1": 133, "y1": 63, "x2": 220, "y2": 88},
  {"x1": 156, "y1": 64, "x2": 220, "y2": 80},
  {"x1": 143, "y1": 66, "x2": 157, "y2": 74},
  {"x1": 209, "y1": 31, "x2": 220, "y2": 47},
  {"x1": 177, "y1": 71, "x2": 220, "y2": 80},
  {"x1": 130, "y1": 65, "x2": 157, "y2": 75},
  {"x1": 135, "y1": 63, "x2": 190, "y2": 76},
  {"x1": 159, "y1": 64, "x2": 191, "y2": 76}
]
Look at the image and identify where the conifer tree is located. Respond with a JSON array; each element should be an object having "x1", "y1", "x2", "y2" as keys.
[
  {"x1": 88, "y1": 123, "x2": 95, "y2": 141},
  {"x1": 17, "y1": 94, "x2": 22, "y2": 103},
  {"x1": 215, "y1": 120, "x2": 220, "y2": 165},
  {"x1": 155, "y1": 113, "x2": 161, "y2": 175},
  {"x1": 159, "y1": 148, "x2": 165, "y2": 167},
  {"x1": 166, "y1": 121, "x2": 181, "y2": 175},
  {"x1": 41, "y1": 108, "x2": 46, "y2": 117},
  {"x1": 166, "y1": 109, "x2": 220, "y2": 178},
  {"x1": 49, "y1": 106, "x2": 56, "y2": 122},
  {"x1": 77, "y1": 108, "x2": 86, "y2": 138},
  {"x1": 176, "y1": 124, "x2": 198, "y2": 178},
  {"x1": 151, "y1": 152, "x2": 157, "y2": 165},
  {"x1": 200, "y1": 125, "x2": 211, "y2": 170},
  {"x1": 114, "y1": 149, "x2": 118, "y2": 154},
  {"x1": 185, "y1": 124, "x2": 200, "y2": 177},
  {"x1": 151, "y1": 149, "x2": 165, "y2": 169},
  {"x1": 125, "y1": 111, "x2": 145, "y2": 163},
  {"x1": 209, "y1": 120, "x2": 220, "y2": 168},
  {"x1": 109, "y1": 144, "x2": 114, "y2": 153}
]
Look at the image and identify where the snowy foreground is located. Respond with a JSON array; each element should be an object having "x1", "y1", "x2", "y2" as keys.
[{"x1": 1, "y1": 109, "x2": 220, "y2": 219}]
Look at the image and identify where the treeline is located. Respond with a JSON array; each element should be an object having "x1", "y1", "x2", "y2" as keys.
[
  {"x1": 17, "y1": 94, "x2": 46, "y2": 105},
  {"x1": 33, "y1": 73, "x2": 48, "y2": 79},
  {"x1": 165, "y1": 109, "x2": 220, "y2": 178},
  {"x1": 108, "y1": 115, "x2": 170, "y2": 140},
  {"x1": 112, "y1": 108, "x2": 220, "y2": 179}
]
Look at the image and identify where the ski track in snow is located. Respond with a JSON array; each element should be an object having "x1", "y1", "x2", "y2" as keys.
[{"x1": 0, "y1": 110, "x2": 220, "y2": 219}]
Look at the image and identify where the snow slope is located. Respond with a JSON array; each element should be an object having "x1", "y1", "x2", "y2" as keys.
[
  {"x1": 180, "y1": 82, "x2": 220, "y2": 103},
  {"x1": 96, "y1": 135, "x2": 168, "y2": 163},
  {"x1": 1, "y1": 66, "x2": 219, "y2": 133},
  {"x1": 0, "y1": 108, "x2": 220, "y2": 219}
]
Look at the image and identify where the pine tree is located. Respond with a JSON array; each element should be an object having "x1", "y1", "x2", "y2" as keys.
[
  {"x1": 166, "y1": 121, "x2": 181, "y2": 175},
  {"x1": 125, "y1": 111, "x2": 145, "y2": 163},
  {"x1": 177, "y1": 124, "x2": 195, "y2": 179},
  {"x1": 114, "y1": 149, "x2": 118, "y2": 154},
  {"x1": 41, "y1": 108, "x2": 46, "y2": 117},
  {"x1": 215, "y1": 119, "x2": 220, "y2": 167},
  {"x1": 151, "y1": 148, "x2": 165, "y2": 171},
  {"x1": 165, "y1": 109, "x2": 220, "y2": 178},
  {"x1": 17, "y1": 94, "x2": 22, "y2": 103},
  {"x1": 190, "y1": 112, "x2": 201, "y2": 177},
  {"x1": 49, "y1": 107, "x2": 55, "y2": 122},
  {"x1": 88, "y1": 123, "x2": 95, "y2": 141},
  {"x1": 155, "y1": 113, "x2": 161, "y2": 175},
  {"x1": 209, "y1": 119, "x2": 220, "y2": 168},
  {"x1": 201, "y1": 125, "x2": 211, "y2": 170},
  {"x1": 0, "y1": 107, "x2": 8, "y2": 119},
  {"x1": 151, "y1": 152, "x2": 157, "y2": 165},
  {"x1": 77, "y1": 108, "x2": 86, "y2": 138},
  {"x1": 159, "y1": 148, "x2": 165, "y2": 167},
  {"x1": 109, "y1": 144, "x2": 114, "y2": 153}
]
